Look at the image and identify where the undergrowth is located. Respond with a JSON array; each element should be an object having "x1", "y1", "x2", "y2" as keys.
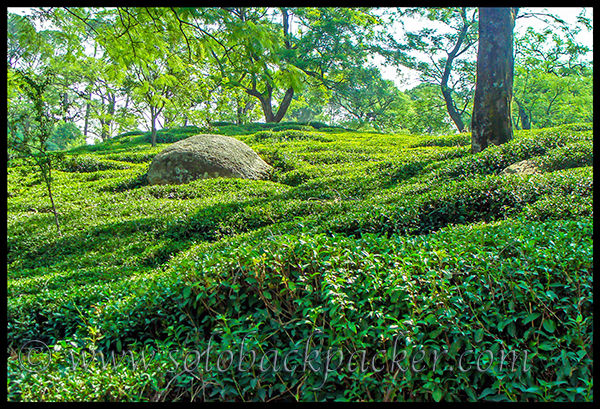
[{"x1": 7, "y1": 122, "x2": 593, "y2": 402}]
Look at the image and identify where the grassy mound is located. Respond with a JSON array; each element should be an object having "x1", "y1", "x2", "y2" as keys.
[{"x1": 7, "y1": 122, "x2": 593, "y2": 401}]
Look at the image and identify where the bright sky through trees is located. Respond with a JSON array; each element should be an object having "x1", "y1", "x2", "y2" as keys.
[{"x1": 375, "y1": 7, "x2": 593, "y2": 90}]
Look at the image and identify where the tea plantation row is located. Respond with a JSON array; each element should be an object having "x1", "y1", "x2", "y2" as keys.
[{"x1": 7, "y1": 123, "x2": 593, "y2": 401}]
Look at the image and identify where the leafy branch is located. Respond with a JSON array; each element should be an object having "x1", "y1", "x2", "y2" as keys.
[{"x1": 8, "y1": 68, "x2": 66, "y2": 236}]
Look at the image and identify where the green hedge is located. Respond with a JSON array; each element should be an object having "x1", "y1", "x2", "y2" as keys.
[
  {"x1": 321, "y1": 166, "x2": 593, "y2": 238},
  {"x1": 7, "y1": 123, "x2": 593, "y2": 401},
  {"x1": 253, "y1": 130, "x2": 332, "y2": 143},
  {"x1": 9, "y1": 218, "x2": 591, "y2": 401},
  {"x1": 57, "y1": 155, "x2": 133, "y2": 173}
]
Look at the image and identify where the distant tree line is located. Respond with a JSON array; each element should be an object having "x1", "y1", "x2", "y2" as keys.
[{"x1": 7, "y1": 7, "x2": 592, "y2": 147}]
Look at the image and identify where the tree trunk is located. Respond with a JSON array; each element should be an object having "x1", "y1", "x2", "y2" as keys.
[
  {"x1": 471, "y1": 7, "x2": 518, "y2": 154},
  {"x1": 260, "y1": 91, "x2": 275, "y2": 123},
  {"x1": 100, "y1": 92, "x2": 116, "y2": 141},
  {"x1": 236, "y1": 103, "x2": 244, "y2": 125},
  {"x1": 441, "y1": 85, "x2": 466, "y2": 132},
  {"x1": 43, "y1": 161, "x2": 61, "y2": 237},
  {"x1": 439, "y1": 8, "x2": 472, "y2": 133},
  {"x1": 83, "y1": 89, "x2": 92, "y2": 140},
  {"x1": 244, "y1": 8, "x2": 295, "y2": 124},
  {"x1": 273, "y1": 87, "x2": 294, "y2": 123},
  {"x1": 515, "y1": 98, "x2": 531, "y2": 130},
  {"x1": 246, "y1": 86, "x2": 294, "y2": 123},
  {"x1": 150, "y1": 106, "x2": 158, "y2": 147}
]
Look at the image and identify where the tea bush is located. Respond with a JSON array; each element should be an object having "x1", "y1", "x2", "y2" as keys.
[
  {"x1": 162, "y1": 219, "x2": 592, "y2": 401},
  {"x1": 425, "y1": 126, "x2": 593, "y2": 180},
  {"x1": 9, "y1": 218, "x2": 591, "y2": 401},
  {"x1": 253, "y1": 130, "x2": 332, "y2": 143},
  {"x1": 409, "y1": 132, "x2": 471, "y2": 148},
  {"x1": 7, "y1": 122, "x2": 593, "y2": 401},
  {"x1": 209, "y1": 121, "x2": 348, "y2": 137},
  {"x1": 142, "y1": 126, "x2": 207, "y2": 144},
  {"x1": 534, "y1": 141, "x2": 593, "y2": 172},
  {"x1": 57, "y1": 155, "x2": 133, "y2": 173}
]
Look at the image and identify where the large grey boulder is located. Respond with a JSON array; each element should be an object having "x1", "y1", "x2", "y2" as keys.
[{"x1": 147, "y1": 134, "x2": 272, "y2": 185}]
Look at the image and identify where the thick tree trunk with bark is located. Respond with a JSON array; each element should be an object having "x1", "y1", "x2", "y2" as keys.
[
  {"x1": 150, "y1": 106, "x2": 158, "y2": 147},
  {"x1": 273, "y1": 87, "x2": 294, "y2": 122},
  {"x1": 471, "y1": 7, "x2": 518, "y2": 154}
]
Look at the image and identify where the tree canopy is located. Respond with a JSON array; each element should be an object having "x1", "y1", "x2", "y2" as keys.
[{"x1": 7, "y1": 7, "x2": 593, "y2": 143}]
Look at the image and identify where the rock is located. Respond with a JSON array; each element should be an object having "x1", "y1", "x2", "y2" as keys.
[
  {"x1": 147, "y1": 134, "x2": 272, "y2": 185},
  {"x1": 500, "y1": 159, "x2": 542, "y2": 176}
]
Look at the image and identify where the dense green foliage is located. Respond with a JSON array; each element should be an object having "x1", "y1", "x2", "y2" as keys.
[
  {"x1": 7, "y1": 8, "x2": 592, "y2": 139},
  {"x1": 7, "y1": 123, "x2": 592, "y2": 401}
]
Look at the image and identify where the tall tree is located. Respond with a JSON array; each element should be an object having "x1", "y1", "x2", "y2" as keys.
[
  {"x1": 170, "y1": 7, "x2": 383, "y2": 123},
  {"x1": 286, "y1": 82, "x2": 331, "y2": 124},
  {"x1": 404, "y1": 83, "x2": 456, "y2": 135},
  {"x1": 385, "y1": 8, "x2": 478, "y2": 132},
  {"x1": 101, "y1": 8, "x2": 203, "y2": 145},
  {"x1": 165, "y1": 7, "x2": 301, "y2": 124},
  {"x1": 328, "y1": 64, "x2": 412, "y2": 132},
  {"x1": 41, "y1": 7, "x2": 385, "y2": 127},
  {"x1": 513, "y1": 25, "x2": 592, "y2": 129},
  {"x1": 471, "y1": 7, "x2": 518, "y2": 154}
]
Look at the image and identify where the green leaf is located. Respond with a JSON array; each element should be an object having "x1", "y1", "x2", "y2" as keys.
[
  {"x1": 542, "y1": 319, "x2": 556, "y2": 333},
  {"x1": 522, "y1": 312, "x2": 541, "y2": 325},
  {"x1": 506, "y1": 322, "x2": 516, "y2": 338},
  {"x1": 429, "y1": 328, "x2": 443, "y2": 339},
  {"x1": 432, "y1": 388, "x2": 443, "y2": 402},
  {"x1": 522, "y1": 386, "x2": 542, "y2": 394},
  {"x1": 478, "y1": 387, "x2": 496, "y2": 399},
  {"x1": 448, "y1": 339, "x2": 462, "y2": 356},
  {"x1": 487, "y1": 394, "x2": 508, "y2": 402},
  {"x1": 474, "y1": 328, "x2": 484, "y2": 343},
  {"x1": 348, "y1": 321, "x2": 357, "y2": 333}
]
